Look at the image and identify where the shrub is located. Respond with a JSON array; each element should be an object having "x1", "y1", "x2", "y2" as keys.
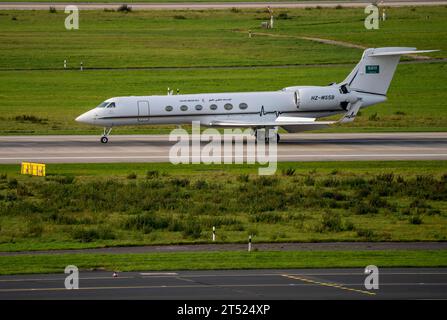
[
  {"x1": 26, "y1": 221, "x2": 43, "y2": 237},
  {"x1": 304, "y1": 175, "x2": 315, "y2": 186},
  {"x1": 376, "y1": 173, "x2": 394, "y2": 184},
  {"x1": 170, "y1": 178, "x2": 190, "y2": 187},
  {"x1": 173, "y1": 15, "x2": 186, "y2": 20},
  {"x1": 281, "y1": 168, "x2": 295, "y2": 176},
  {"x1": 72, "y1": 227, "x2": 115, "y2": 242},
  {"x1": 117, "y1": 4, "x2": 132, "y2": 12},
  {"x1": 368, "y1": 194, "x2": 389, "y2": 208},
  {"x1": 146, "y1": 170, "x2": 159, "y2": 179},
  {"x1": 16, "y1": 183, "x2": 32, "y2": 196},
  {"x1": 7, "y1": 179, "x2": 18, "y2": 189},
  {"x1": 344, "y1": 220, "x2": 355, "y2": 231},
  {"x1": 193, "y1": 179, "x2": 208, "y2": 189},
  {"x1": 409, "y1": 215, "x2": 423, "y2": 225},
  {"x1": 14, "y1": 115, "x2": 47, "y2": 123},
  {"x1": 182, "y1": 221, "x2": 202, "y2": 239},
  {"x1": 321, "y1": 191, "x2": 346, "y2": 201},
  {"x1": 394, "y1": 111, "x2": 406, "y2": 116},
  {"x1": 354, "y1": 202, "x2": 378, "y2": 215},
  {"x1": 237, "y1": 174, "x2": 249, "y2": 183},
  {"x1": 356, "y1": 228, "x2": 376, "y2": 240},
  {"x1": 71, "y1": 228, "x2": 99, "y2": 242},
  {"x1": 127, "y1": 172, "x2": 137, "y2": 179},
  {"x1": 45, "y1": 175, "x2": 75, "y2": 184},
  {"x1": 255, "y1": 176, "x2": 278, "y2": 187},
  {"x1": 368, "y1": 112, "x2": 379, "y2": 121},
  {"x1": 249, "y1": 212, "x2": 283, "y2": 223},
  {"x1": 277, "y1": 12, "x2": 290, "y2": 19},
  {"x1": 410, "y1": 199, "x2": 430, "y2": 209},
  {"x1": 49, "y1": 6, "x2": 56, "y2": 13},
  {"x1": 343, "y1": 177, "x2": 366, "y2": 188},
  {"x1": 356, "y1": 187, "x2": 371, "y2": 198},
  {"x1": 321, "y1": 177, "x2": 339, "y2": 187},
  {"x1": 0, "y1": 173, "x2": 6, "y2": 180},
  {"x1": 124, "y1": 214, "x2": 170, "y2": 233},
  {"x1": 230, "y1": 7, "x2": 240, "y2": 13},
  {"x1": 47, "y1": 212, "x2": 79, "y2": 225},
  {"x1": 335, "y1": 4, "x2": 343, "y2": 9},
  {"x1": 316, "y1": 212, "x2": 344, "y2": 232}
]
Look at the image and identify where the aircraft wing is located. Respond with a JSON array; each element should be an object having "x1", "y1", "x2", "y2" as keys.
[{"x1": 208, "y1": 100, "x2": 362, "y2": 132}]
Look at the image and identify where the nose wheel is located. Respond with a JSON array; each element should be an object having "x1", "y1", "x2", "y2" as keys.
[
  {"x1": 101, "y1": 127, "x2": 112, "y2": 143},
  {"x1": 253, "y1": 128, "x2": 279, "y2": 144}
]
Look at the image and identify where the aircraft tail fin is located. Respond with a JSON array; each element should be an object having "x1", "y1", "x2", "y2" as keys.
[{"x1": 342, "y1": 47, "x2": 438, "y2": 95}]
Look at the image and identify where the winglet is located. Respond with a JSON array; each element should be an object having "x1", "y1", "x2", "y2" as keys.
[{"x1": 339, "y1": 100, "x2": 362, "y2": 124}]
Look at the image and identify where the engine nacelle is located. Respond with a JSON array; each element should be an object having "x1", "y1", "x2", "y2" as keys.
[{"x1": 297, "y1": 86, "x2": 357, "y2": 111}]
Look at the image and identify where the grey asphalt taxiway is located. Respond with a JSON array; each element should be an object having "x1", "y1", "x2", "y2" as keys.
[
  {"x1": 0, "y1": 132, "x2": 446, "y2": 164},
  {"x1": 1, "y1": 268, "x2": 446, "y2": 299},
  {"x1": 1, "y1": 1, "x2": 447, "y2": 10}
]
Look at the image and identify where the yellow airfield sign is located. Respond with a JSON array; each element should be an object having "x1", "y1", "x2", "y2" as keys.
[{"x1": 21, "y1": 162, "x2": 46, "y2": 177}]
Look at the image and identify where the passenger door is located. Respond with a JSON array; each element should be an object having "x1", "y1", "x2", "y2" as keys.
[{"x1": 137, "y1": 101, "x2": 150, "y2": 122}]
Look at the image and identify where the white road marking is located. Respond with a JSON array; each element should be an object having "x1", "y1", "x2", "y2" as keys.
[
  {"x1": 140, "y1": 272, "x2": 178, "y2": 276},
  {"x1": 0, "y1": 153, "x2": 447, "y2": 161}
]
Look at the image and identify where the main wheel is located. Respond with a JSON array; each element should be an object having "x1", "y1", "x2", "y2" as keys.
[{"x1": 100, "y1": 136, "x2": 108, "y2": 144}]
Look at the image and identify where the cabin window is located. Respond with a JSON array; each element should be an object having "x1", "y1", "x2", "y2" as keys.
[
  {"x1": 180, "y1": 105, "x2": 188, "y2": 111},
  {"x1": 239, "y1": 103, "x2": 248, "y2": 110},
  {"x1": 195, "y1": 105, "x2": 203, "y2": 111},
  {"x1": 165, "y1": 106, "x2": 173, "y2": 112},
  {"x1": 107, "y1": 102, "x2": 115, "y2": 108},
  {"x1": 224, "y1": 103, "x2": 233, "y2": 111},
  {"x1": 210, "y1": 104, "x2": 217, "y2": 110},
  {"x1": 96, "y1": 102, "x2": 109, "y2": 108}
]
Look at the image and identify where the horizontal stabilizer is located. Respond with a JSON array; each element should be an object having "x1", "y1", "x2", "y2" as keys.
[{"x1": 368, "y1": 49, "x2": 439, "y2": 57}]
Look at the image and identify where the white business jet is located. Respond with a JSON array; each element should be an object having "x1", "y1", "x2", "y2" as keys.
[{"x1": 76, "y1": 47, "x2": 436, "y2": 143}]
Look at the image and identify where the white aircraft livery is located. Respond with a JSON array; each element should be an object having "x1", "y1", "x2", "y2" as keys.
[{"x1": 76, "y1": 47, "x2": 437, "y2": 143}]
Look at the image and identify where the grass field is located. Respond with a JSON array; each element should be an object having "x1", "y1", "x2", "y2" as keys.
[
  {"x1": 0, "y1": 7, "x2": 446, "y2": 134},
  {"x1": 0, "y1": 160, "x2": 446, "y2": 252},
  {"x1": 1, "y1": 62, "x2": 446, "y2": 135},
  {"x1": 2, "y1": 250, "x2": 447, "y2": 275}
]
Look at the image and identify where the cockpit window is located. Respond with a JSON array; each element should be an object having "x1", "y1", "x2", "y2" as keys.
[
  {"x1": 96, "y1": 102, "x2": 109, "y2": 108},
  {"x1": 107, "y1": 102, "x2": 115, "y2": 108}
]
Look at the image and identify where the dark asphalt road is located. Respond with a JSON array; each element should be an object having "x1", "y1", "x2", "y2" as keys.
[
  {"x1": 1, "y1": 133, "x2": 447, "y2": 163},
  {"x1": 1, "y1": 268, "x2": 446, "y2": 300}
]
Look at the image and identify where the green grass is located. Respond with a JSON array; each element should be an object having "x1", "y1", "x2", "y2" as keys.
[
  {"x1": 1, "y1": 250, "x2": 446, "y2": 275},
  {"x1": 0, "y1": 7, "x2": 446, "y2": 134},
  {"x1": 0, "y1": 62, "x2": 446, "y2": 134},
  {"x1": 0, "y1": 160, "x2": 446, "y2": 252},
  {"x1": 0, "y1": 7, "x2": 444, "y2": 70}
]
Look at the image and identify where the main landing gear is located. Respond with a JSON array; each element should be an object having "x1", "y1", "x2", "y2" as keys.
[
  {"x1": 101, "y1": 127, "x2": 112, "y2": 143},
  {"x1": 254, "y1": 128, "x2": 280, "y2": 144}
]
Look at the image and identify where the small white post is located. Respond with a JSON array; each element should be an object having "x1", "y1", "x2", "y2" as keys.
[
  {"x1": 248, "y1": 235, "x2": 252, "y2": 252},
  {"x1": 212, "y1": 226, "x2": 216, "y2": 242},
  {"x1": 64, "y1": 59, "x2": 67, "y2": 69},
  {"x1": 80, "y1": 61, "x2": 83, "y2": 71}
]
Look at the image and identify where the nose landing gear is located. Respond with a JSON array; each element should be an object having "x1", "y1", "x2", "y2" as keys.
[
  {"x1": 253, "y1": 128, "x2": 280, "y2": 144},
  {"x1": 101, "y1": 127, "x2": 112, "y2": 143}
]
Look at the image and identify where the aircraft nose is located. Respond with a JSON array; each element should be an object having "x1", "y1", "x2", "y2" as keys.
[{"x1": 75, "y1": 110, "x2": 95, "y2": 124}]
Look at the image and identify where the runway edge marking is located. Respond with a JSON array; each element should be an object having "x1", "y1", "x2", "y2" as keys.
[{"x1": 282, "y1": 274, "x2": 376, "y2": 296}]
